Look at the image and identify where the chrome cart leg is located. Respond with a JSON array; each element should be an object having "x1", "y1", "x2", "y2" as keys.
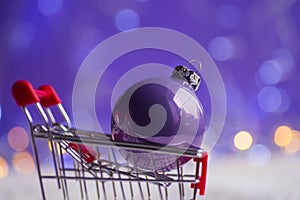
[
  {"x1": 192, "y1": 160, "x2": 200, "y2": 200},
  {"x1": 150, "y1": 153, "x2": 163, "y2": 200},
  {"x1": 58, "y1": 144, "x2": 69, "y2": 200},
  {"x1": 53, "y1": 142, "x2": 67, "y2": 199},
  {"x1": 180, "y1": 166, "x2": 185, "y2": 198},
  {"x1": 145, "y1": 176, "x2": 151, "y2": 200},
  {"x1": 108, "y1": 148, "x2": 117, "y2": 199},
  {"x1": 131, "y1": 152, "x2": 144, "y2": 200},
  {"x1": 74, "y1": 161, "x2": 85, "y2": 199},
  {"x1": 79, "y1": 145, "x2": 89, "y2": 200},
  {"x1": 111, "y1": 148, "x2": 126, "y2": 199},
  {"x1": 176, "y1": 158, "x2": 183, "y2": 200},
  {"x1": 96, "y1": 147, "x2": 107, "y2": 200},
  {"x1": 95, "y1": 180, "x2": 100, "y2": 200},
  {"x1": 49, "y1": 139, "x2": 61, "y2": 189},
  {"x1": 125, "y1": 159, "x2": 134, "y2": 199},
  {"x1": 94, "y1": 147, "x2": 101, "y2": 200},
  {"x1": 30, "y1": 128, "x2": 46, "y2": 200},
  {"x1": 164, "y1": 182, "x2": 168, "y2": 200}
]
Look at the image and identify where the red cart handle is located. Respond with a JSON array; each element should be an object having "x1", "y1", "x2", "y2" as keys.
[{"x1": 12, "y1": 80, "x2": 61, "y2": 107}]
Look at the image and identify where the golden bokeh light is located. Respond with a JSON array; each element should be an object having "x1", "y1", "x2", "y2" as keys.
[
  {"x1": 234, "y1": 131, "x2": 253, "y2": 151},
  {"x1": 0, "y1": 157, "x2": 9, "y2": 179},
  {"x1": 12, "y1": 151, "x2": 35, "y2": 175},
  {"x1": 284, "y1": 130, "x2": 300, "y2": 154},
  {"x1": 274, "y1": 125, "x2": 293, "y2": 147},
  {"x1": 7, "y1": 126, "x2": 29, "y2": 151},
  {"x1": 48, "y1": 141, "x2": 66, "y2": 154}
]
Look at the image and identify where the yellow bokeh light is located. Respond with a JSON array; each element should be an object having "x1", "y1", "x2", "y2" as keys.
[
  {"x1": 284, "y1": 130, "x2": 300, "y2": 154},
  {"x1": 12, "y1": 151, "x2": 35, "y2": 175},
  {"x1": 48, "y1": 141, "x2": 66, "y2": 154},
  {"x1": 234, "y1": 131, "x2": 253, "y2": 151},
  {"x1": 274, "y1": 126, "x2": 293, "y2": 147},
  {"x1": 0, "y1": 157, "x2": 9, "y2": 179},
  {"x1": 7, "y1": 126, "x2": 29, "y2": 152}
]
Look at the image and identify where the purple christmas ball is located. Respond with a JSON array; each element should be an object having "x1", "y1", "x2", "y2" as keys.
[{"x1": 111, "y1": 67, "x2": 205, "y2": 172}]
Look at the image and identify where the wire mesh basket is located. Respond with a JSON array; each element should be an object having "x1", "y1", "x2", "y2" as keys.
[{"x1": 12, "y1": 80, "x2": 208, "y2": 200}]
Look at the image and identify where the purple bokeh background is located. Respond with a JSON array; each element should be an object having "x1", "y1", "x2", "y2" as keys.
[{"x1": 0, "y1": 0, "x2": 300, "y2": 175}]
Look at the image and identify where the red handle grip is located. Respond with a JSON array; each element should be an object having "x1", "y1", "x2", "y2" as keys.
[{"x1": 12, "y1": 80, "x2": 61, "y2": 107}]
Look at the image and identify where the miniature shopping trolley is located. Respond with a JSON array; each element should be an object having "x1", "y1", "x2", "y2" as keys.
[{"x1": 12, "y1": 80, "x2": 208, "y2": 200}]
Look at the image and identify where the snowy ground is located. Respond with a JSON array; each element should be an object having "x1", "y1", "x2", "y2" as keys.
[{"x1": 1, "y1": 154, "x2": 300, "y2": 200}]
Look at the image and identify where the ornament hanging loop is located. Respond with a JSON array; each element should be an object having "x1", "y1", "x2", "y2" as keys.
[{"x1": 185, "y1": 59, "x2": 202, "y2": 72}]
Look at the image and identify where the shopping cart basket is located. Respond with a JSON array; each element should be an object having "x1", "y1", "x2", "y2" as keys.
[{"x1": 12, "y1": 80, "x2": 208, "y2": 200}]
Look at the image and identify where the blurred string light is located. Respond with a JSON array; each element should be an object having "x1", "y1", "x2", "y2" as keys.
[
  {"x1": 274, "y1": 125, "x2": 293, "y2": 147},
  {"x1": 258, "y1": 48, "x2": 294, "y2": 86},
  {"x1": 48, "y1": 141, "x2": 66, "y2": 154},
  {"x1": 10, "y1": 21, "x2": 35, "y2": 54},
  {"x1": 284, "y1": 130, "x2": 300, "y2": 154},
  {"x1": 7, "y1": 126, "x2": 29, "y2": 152},
  {"x1": 208, "y1": 36, "x2": 233, "y2": 61},
  {"x1": 247, "y1": 144, "x2": 271, "y2": 167},
  {"x1": 274, "y1": 126, "x2": 300, "y2": 154},
  {"x1": 276, "y1": 89, "x2": 291, "y2": 113},
  {"x1": 0, "y1": 104, "x2": 2, "y2": 121},
  {"x1": 38, "y1": 0, "x2": 63, "y2": 16},
  {"x1": 115, "y1": 9, "x2": 140, "y2": 32},
  {"x1": 272, "y1": 48, "x2": 294, "y2": 74},
  {"x1": 216, "y1": 4, "x2": 241, "y2": 29},
  {"x1": 0, "y1": 157, "x2": 9, "y2": 179},
  {"x1": 258, "y1": 60, "x2": 282, "y2": 85},
  {"x1": 234, "y1": 131, "x2": 253, "y2": 151},
  {"x1": 258, "y1": 86, "x2": 282, "y2": 113},
  {"x1": 12, "y1": 152, "x2": 35, "y2": 175}
]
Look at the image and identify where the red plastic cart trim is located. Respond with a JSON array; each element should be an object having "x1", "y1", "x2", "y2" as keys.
[
  {"x1": 68, "y1": 142, "x2": 97, "y2": 163},
  {"x1": 190, "y1": 152, "x2": 208, "y2": 195}
]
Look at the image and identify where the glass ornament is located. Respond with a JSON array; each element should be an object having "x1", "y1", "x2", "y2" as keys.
[{"x1": 111, "y1": 65, "x2": 205, "y2": 172}]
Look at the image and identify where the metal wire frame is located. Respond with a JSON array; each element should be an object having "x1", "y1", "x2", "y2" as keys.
[{"x1": 20, "y1": 100, "x2": 207, "y2": 200}]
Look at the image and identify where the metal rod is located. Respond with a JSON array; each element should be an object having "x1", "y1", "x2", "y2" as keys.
[
  {"x1": 59, "y1": 145, "x2": 69, "y2": 200},
  {"x1": 34, "y1": 130, "x2": 204, "y2": 158},
  {"x1": 79, "y1": 144, "x2": 89, "y2": 200},
  {"x1": 78, "y1": 169, "x2": 84, "y2": 200},
  {"x1": 57, "y1": 104, "x2": 71, "y2": 128},
  {"x1": 145, "y1": 176, "x2": 151, "y2": 199},
  {"x1": 131, "y1": 152, "x2": 144, "y2": 200},
  {"x1": 180, "y1": 166, "x2": 185, "y2": 198},
  {"x1": 108, "y1": 148, "x2": 117, "y2": 199},
  {"x1": 95, "y1": 179, "x2": 100, "y2": 200},
  {"x1": 40, "y1": 175, "x2": 198, "y2": 183},
  {"x1": 125, "y1": 159, "x2": 134, "y2": 199},
  {"x1": 176, "y1": 158, "x2": 183, "y2": 200},
  {"x1": 96, "y1": 147, "x2": 107, "y2": 200},
  {"x1": 45, "y1": 107, "x2": 56, "y2": 125},
  {"x1": 111, "y1": 149, "x2": 126, "y2": 199},
  {"x1": 49, "y1": 139, "x2": 61, "y2": 189},
  {"x1": 54, "y1": 142, "x2": 66, "y2": 198},
  {"x1": 150, "y1": 153, "x2": 163, "y2": 200},
  {"x1": 193, "y1": 160, "x2": 200, "y2": 200}
]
